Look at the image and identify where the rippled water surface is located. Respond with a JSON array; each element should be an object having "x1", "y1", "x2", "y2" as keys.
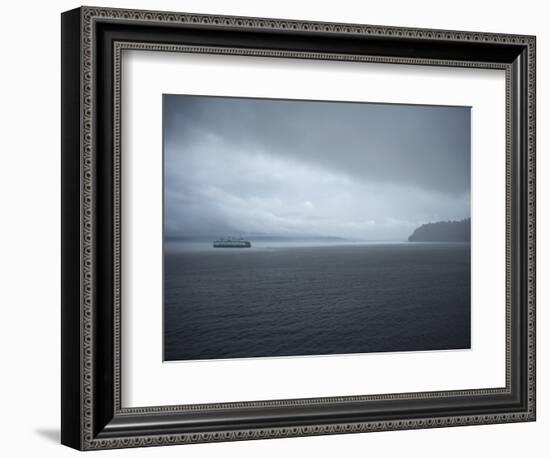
[{"x1": 164, "y1": 241, "x2": 470, "y2": 361}]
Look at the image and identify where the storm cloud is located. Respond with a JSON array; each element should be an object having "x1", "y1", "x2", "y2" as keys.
[{"x1": 164, "y1": 95, "x2": 470, "y2": 240}]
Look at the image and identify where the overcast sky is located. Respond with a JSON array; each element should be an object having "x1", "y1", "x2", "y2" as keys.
[{"x1": 164, "y1": 95, "x2": 470, "y2": 241}]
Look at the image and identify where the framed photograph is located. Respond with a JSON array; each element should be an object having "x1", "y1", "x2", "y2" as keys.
[{"x1": 61, "y1": 6, "x2": 536, "y2": 450}]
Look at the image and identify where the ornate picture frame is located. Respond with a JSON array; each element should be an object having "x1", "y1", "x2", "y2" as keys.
[{"x1": 61, "y1": 6, "x2": 536, "y2": 450}]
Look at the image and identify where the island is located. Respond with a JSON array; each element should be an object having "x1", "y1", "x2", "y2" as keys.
[{"x1": 407, "y1": 218, "x2": 470, "y2": 242}]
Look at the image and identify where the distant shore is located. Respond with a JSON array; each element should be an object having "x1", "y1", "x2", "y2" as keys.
[{"x1": 408, "y1": 218, "x2": 470, "y2": 242}]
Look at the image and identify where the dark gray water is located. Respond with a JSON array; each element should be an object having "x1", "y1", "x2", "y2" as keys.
[{"x1": 164, "y1": 242, "x2": 470, "y2": 361}]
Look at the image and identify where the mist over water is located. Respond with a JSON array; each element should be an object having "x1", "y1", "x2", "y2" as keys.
[
  {"x1": 163, "y1": 95, "x2": 472, "y2": 361},
  {"x1": 165, "y1": 239, "x2": 407, "y2": 253}
]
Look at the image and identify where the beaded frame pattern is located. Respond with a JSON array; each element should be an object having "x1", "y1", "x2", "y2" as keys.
[{"x1": 78, "y1": 6, "x2": 536, "y2": 450}]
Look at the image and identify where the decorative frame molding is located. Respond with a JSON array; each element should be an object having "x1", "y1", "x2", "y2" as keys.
[{"x1": 61, "y1": 6, "x2": 536, "y2": 451}]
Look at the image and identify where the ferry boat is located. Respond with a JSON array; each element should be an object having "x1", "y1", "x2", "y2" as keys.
[{"x1": 213, "y1": 237, "x2": 252, "y2": 248}]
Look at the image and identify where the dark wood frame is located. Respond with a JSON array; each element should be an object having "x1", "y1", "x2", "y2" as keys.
[{"x1": 61, "y1": 6, "x2": 536, "y2": 450}]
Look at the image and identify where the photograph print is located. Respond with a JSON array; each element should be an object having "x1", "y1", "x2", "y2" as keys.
[{"x1": 163, "y1": 94, "x2": 471, "y2": 362}]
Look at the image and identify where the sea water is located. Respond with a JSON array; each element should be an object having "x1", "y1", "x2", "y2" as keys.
[{"x1": 164, "y1": 241, "x2": 470, "y2": 361}]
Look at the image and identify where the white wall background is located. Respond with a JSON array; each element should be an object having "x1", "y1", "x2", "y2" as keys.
[{"x1": 0, "y1": 0, "x2": 545, "y2": 456}]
